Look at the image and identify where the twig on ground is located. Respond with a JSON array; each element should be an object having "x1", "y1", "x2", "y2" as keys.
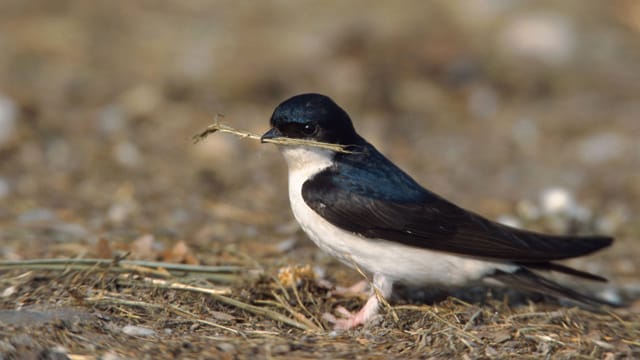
[
  {"x1": 0, "y1": 258, "x2": 242, "y2": 283},
  {"x1": 270, "y1": 291, "x2": 323, "y2": 331},
  {"x1": 122, "y1": 277, "x2": 314, "y2": 331},
  {"x1": 85, "y1": 295, "x2": 242, "y2": 335}
]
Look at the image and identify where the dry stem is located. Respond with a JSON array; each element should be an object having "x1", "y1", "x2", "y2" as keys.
[{"x1": 193, "y1": 117, "x2": 359, "y2": 154}]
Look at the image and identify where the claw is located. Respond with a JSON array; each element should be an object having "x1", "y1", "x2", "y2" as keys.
[
  {"x1": 322, "y1": 308, "x2": 367, "y2": 330},
  {"x1": 323, "y1": 273, "x2": 394, "y2": 330}
]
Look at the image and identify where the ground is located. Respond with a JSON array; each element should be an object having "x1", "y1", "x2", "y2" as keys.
[{"x1": 0, "y1": 1, "x2": 639, "y2": 359}]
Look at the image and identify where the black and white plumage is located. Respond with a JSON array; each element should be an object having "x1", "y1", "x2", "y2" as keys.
[{"x1": 261, "y1": 93, "x2": 615, "y2": 329}]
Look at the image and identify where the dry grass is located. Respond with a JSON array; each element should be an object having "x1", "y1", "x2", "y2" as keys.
[
  {"x1": 0, "y1": 258, "x2": 638, "y2": 359},
  {"x1": 193, "y1": 118, "x2": 359, "y2": 154}
]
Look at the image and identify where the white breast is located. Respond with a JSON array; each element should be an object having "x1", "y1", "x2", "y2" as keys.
[{"x1": 280, "y1": 146, "x2": 515, "y2": 287}]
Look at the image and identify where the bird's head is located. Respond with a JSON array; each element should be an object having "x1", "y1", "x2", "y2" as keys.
[{"x1": 261, "y1": 93, "x2": 362, "y2": 146}]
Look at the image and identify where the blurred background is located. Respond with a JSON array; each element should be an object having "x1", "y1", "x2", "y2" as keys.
[{"x1": 0, "y1": 1, "x2": 638, "y2": 291}]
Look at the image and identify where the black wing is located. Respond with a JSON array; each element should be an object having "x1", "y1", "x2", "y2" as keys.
[{"x1": 302, "y1": 146, "x2": 612, "y2": 264}]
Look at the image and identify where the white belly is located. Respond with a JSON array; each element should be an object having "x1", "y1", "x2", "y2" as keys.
[{"x1": 281, "y1": 146, "x2": 515, "y2": 287}]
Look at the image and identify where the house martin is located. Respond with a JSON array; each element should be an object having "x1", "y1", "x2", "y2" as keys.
[{"x1": 261, "y1": 93, "x2": 615, "y2": 329}]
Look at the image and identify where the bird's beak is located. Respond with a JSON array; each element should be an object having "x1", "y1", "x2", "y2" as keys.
[{"x1": 260, "y1": 127, "x2": 282, "y2": 143}]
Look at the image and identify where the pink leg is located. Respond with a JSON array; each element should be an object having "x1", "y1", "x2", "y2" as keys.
[
  {"x1": 323, "y1": 273, "x2": 393, "y2": 330},
  {"x1": 333, "y1": 279, "x2": 369, "y2": 297}
]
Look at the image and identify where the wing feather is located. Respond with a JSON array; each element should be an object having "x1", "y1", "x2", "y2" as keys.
[{"x1": 302, "y1": 147, "x2": 612, "y2": 262}]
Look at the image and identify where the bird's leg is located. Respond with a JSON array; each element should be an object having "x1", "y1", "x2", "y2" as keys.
[
  {"x1": 315, "y1": 279, "x2": 369, "y2": 297},
  {"x1": 323, "y1": 273, "x2": 393, "y2": 330},
  {"x1": 333, "y1": 279, "x2": 369, "y2": 297}
]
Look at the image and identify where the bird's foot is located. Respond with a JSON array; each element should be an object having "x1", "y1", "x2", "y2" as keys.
[
  {"x1": 322, "y1": 273, "x2": 393, "y2": 330},
  {"x1": 322, "y1": 306, "x2": 368, "y2": 330}
]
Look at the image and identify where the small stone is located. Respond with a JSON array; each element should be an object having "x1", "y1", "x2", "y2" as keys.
[
  {"x1": 496, "y1": 215, "x2": 521, "y2": 228},
  {"x1": 467, "y1": 84, "x2": 498, "y2": 119},
  {"x1": 0, "y1": 340, "x2": 16, "y2": 353},
  {"x1": 539, "y1": 187, "x2": 574, "y2": 215},
  {"x1": 0, "y1": 177, "x2": 9, "y2": 199},
  {"x1": 511, "y1": 117, "x2": 539, "y2": 152},
  {"x1": 10, "y1": 333, "x2": 35, "y2": 348},
  {"x1": 0, "y1": 94, "x2": 17, "y2": 147},
  {"x1": 39, "y1": 346, "x2": 70, "y2": 360},
  {"x1": 578, "y1": 133, "x2": 626, "y2": 165},
  {"x1": 313, "y1": 265, "x2": 327, "y2": 279},
  {"x1": 18, "y1": 208, "x2": 56, "y2": 224},
  {"x1": 121, "y1": 84, "x2": 161, "y2": 118},
  {"x1": 215, "y1": 342, "x2": 235, "y2": 353},
  {"x1": 275, "y1": 220, "x2": 302, "y2": 235},
  {"x1": 566, "y1": 204, "x2": 591, "y2": 223},
  {"x1": 122, "y1": 325, "x2": 156, "y2": 336},
  {"x1": 271, "y1": 344, "x2": 291, "y2": 355},
  {"x1": 597, "y1": 287, "x2": 622, "y2": 305},
  {"x1": 100, "y1": 351, "x2": 122, "y2": 360},
  {"x1": 1, "y1": 286, "x2": 16, "y2": 297},
  {"x1": 113, "y1": 141, "x2": 141, "y2": 168},
  {"x1": 275, "y1": 237, "x2": 297, "y2": 253},
  {"x1": 595, "y1": 205, "x2": 630, "y2": 233},
  {"x1": 97, "y1": 105, "x2": 126, "y2": 135},
  {"x1": 108, "y1": 201, "x2": 136, "y2": 224},
  {"x1": 50, "y1": 223, "x2": 89, "y2": 242},
  {"x1": 499, "y1": 12, "x2": 576, "y2": 66},
  {"x1": 209, "y1": 311, "x2": 235, "y2": 322},
  {"x1": 485, "y1": 345, "x2": 498, "y2": 357},
  {"x1": 515, "y1": 199, "x2": 540, "y2": 221}
]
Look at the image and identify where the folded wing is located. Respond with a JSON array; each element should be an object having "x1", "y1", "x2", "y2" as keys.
[{"x1": 302, "y1": 148, "x2": 612, "y2": 265}]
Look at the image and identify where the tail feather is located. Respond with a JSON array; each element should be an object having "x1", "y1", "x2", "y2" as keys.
[
  {"x1": 521, "y1": 262, "x2": 608, "y2": 282},
  {"x1": 490, "y1": 268, "x2": 620, "y2": 309}
]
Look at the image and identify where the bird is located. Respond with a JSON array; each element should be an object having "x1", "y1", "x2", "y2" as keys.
[{"x1": 260, "y1": 93, "x2": 615, "y2": 330}]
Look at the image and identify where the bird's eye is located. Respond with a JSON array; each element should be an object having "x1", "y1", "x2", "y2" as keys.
[{"x1": 301, "y1": 123, "x2": 318, "y2": 136}]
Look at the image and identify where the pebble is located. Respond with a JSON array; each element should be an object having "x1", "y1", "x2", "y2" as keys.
[
  {"x1": 108, "y1": 201, "x2": 136, "y2": 224},
  {"x1": 50, "y1": 223, "x2": 89, "y2": 242},
  {"x1": 121, "y1": 84, "x2": 161, "y2": 118},
  {"x1": 499, "y1": 12, "x2": 576, "y2": 66},
  {"x1": 275, "y1": 237, "x2": 297, "y2": 253},
  {"x1": 1, "y1": 286, "x2": 16, "y2": 297},
  {"x1": 598, "y1": 287, "x2": 622, "y2": 305},
  {"x1": 97, "y1": 104, "x2": 126, "y2": 135},
  {"x1": 515, "y1": 199, "x2": 540, "y2": 221},
  {"x1": 0, "y1": 177, "x2": 9, "y2": 199},
  {"x1": 100, "y1": 352, "x2": 122, "y2": 360},
  {"x1": 40, "y1": 346, "x2": 70, "y2": 360},
  {"x1": 0, "y1": 93, "x2": 17, "y2": 147},
  {"x1": 0, "y1": 340, "x2": 16, "y2": 354},
  {"x1": 215, "y1": 342, "x2": 236, "y2": 353},
  {"x1": 122, "y1": 325, "x2": 156, "y2": 337},
  {"x1": 313, "y1": 265, "x2": 327, "y2": 279},
  {"x1": 271, "y1": 344, "x2": 291, "y2": 355},
  {"x1": 496, "y1": 215, "x2": 521, "y2": 228},
  {"x1": 467, "y1": 84, "x2": 499, "y2": 119},
  {"x1": 275, "y1": 220, "x2": 301, "y2": 235},
  {"x1": 113, "y1": 141, "x2": 141, "y2": 168},
  {"x1": 539, "y1": 187, "x2": 574, "y2": 215},
  {"x1": 18, "y1": 208, "x2": 57, "y2": 223},
  {"x1": 578, "y1": 133, "x2": 625, "y2": 165},
  {"x1": 511, "y1": 117, "x2": 539, "y2": 152},
  {"x1": 9, "y1": 334, "x2": 35, "y2": 348}
]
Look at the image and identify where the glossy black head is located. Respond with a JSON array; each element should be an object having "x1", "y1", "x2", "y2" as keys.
[{"x1": 261, "y1": 93, "x2": 363, "y2": 145}]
